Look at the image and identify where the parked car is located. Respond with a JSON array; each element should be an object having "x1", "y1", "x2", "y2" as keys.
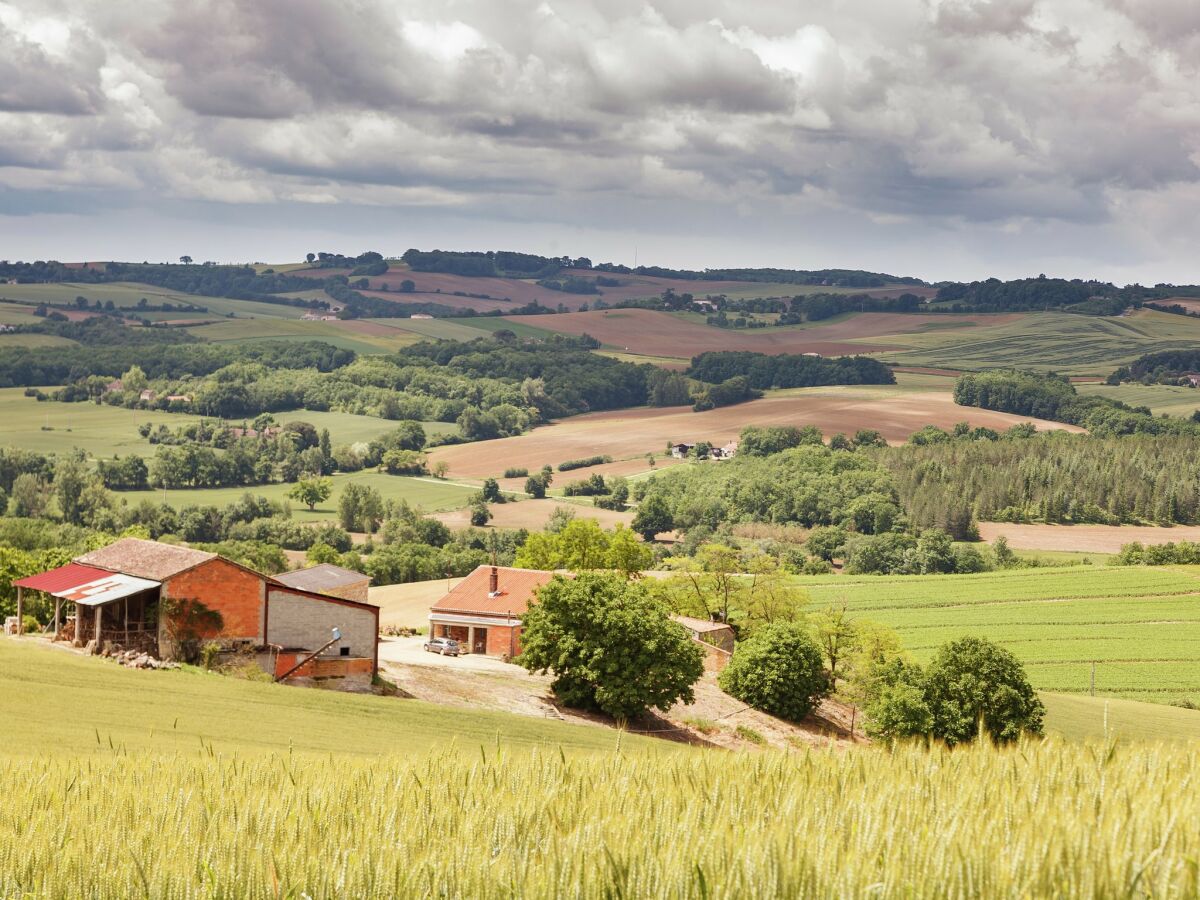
[{"x1": 423, "y1": 637, "x2": 461, "y2": 657}]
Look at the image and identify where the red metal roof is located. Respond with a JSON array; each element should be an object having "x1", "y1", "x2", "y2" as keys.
[
  {"x1": 13, "y1": 563, "x2": 112, "y2": 594},
  {"x1": 431, "y1": 565, "x2": 560, "y2": 616}
]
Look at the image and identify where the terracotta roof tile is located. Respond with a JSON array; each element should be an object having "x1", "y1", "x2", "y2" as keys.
[
  {"x1": 75, "y1": 538, "x2": 217, "y2": 582},
  {"x1": 431, "y1": 565, "x2": 558, "y2": 616}
]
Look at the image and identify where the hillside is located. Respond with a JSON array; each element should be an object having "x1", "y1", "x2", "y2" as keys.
[
  {"x1": 806, "y1": 565, "x2": 1200, "y2": 703},
  {"x1": 0, "y1": 639, "x2": 653, "y2": 757}
]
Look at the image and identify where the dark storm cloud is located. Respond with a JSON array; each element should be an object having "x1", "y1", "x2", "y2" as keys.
[{"x1": 4, "y1": 0, "x2": 1200, "y2": 280}]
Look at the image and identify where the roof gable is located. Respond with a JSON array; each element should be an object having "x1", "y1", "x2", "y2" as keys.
[
  {"x1": 431, "y1": 565, "x2": 558, "y2": 616},
  {"x1": 75, "y1": 538, "x2": 218, "y2": 581}
]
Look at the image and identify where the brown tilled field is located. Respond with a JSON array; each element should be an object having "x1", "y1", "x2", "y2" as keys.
[
  {"x1": 1146, "y1": 298, "x2": 1200, "y2": 314},
  {"x1": 978, "y1": 522, "x2": 1200, "y2": 554},
  {"x1": 504, "y1": 309, "x2": 1022, "y2": 359},
  {"x1": 429, "y1": 388, "x2": 1081, "y2": 479}
]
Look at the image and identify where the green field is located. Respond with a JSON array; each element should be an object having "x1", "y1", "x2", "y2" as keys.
[
  {"x1": 802, "y1": 565, "x2": 1200, "y2": 703},
  {"x1": 445, "y1": 316, "x2": 558, "y2": 340},
  {"x1": 0, "y1": 388, "x2": 452, "y2": 459},
  {"x1": 185, "y1": 318, "x2": 402, "y2": 354},
  {"x1": 1077, "y1": 381, "x2": 1200, "y2": 417},
  {"x1": 120, "y1": 471, "x2": 476, "y2": 519},
  {"x1": 366, "y1": 316, "x2": 493, "y2": 341},
  {"x1": 870, "y1": 309, "x2": 1200, "y2": 375},
  {"x1": 1042, "y1": 692, "x2": 1200, "y2": 742},
  {"x1": 0, "y1": 302, "x2": 44, "y2": 325},
  {"x1": 0, "y1": 332, "x2": 77, "y2": 349},
  {"x1": 0, "y1": 639, "x2": 644, "y2": 757}
]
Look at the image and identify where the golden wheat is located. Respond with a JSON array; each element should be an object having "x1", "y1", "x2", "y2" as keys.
[{"x1": 1, "y1": 738, "x2": 1197, "y2": 898}]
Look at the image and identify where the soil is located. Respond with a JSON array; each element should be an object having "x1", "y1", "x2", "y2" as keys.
[
  {"x1": 978, "y1": 522, "x2": 1200, "y2": 554},
  {"x1": 429, "y1": 390, "x2": 1082, "y2": 479},
  {"x1": 377, "y1": 636, "x2": 860, "y2": 750}
]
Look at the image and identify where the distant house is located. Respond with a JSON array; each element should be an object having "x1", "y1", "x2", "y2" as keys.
[
  {"x1": 410, "y1": 313, "x2": 433, "y2": 320},
  {"x1": 670, "y1": 442, "x2": 695, "y2": 459},
  {"x1": 429, "y1": 565, "x2": 555, "y2": 658},
  {"x1": 1182, "y1": 373, "x2": 1200, "y2": 388},
  {"x1": 710, "y1": 441, "x2": 739, "y2": 460},
  {"x1": 139, "y1": 389, "x2": 157, "y2": 403},
  {"x1": 165, "y1": 394, "x2": 192, "y2": 403},
  {"x1": 103, "y1": 379, "x2": 123, "y2": 394},
  {"x1": 228, "y1": 426, "x2": 281, "y2": 439},
  {"x1": 13, "y1": 538, "x2": 379, "y2": 684},
  {"x1": 275, "y1": 564, "x2": 370, "y2": 603}
]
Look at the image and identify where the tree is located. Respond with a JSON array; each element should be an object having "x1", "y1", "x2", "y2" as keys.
[
  {"x1": 481, "y1": 477, "x2": 502, "y2": 502},
  {"x1": 470, "y1": 499, "x2": 492, "y2": 527},
  {"x1": 606, "y1": 524, "x2": 652, "y2": 577},
  {"x1": 632, "y1": 493, "x2": 673, "y2": 541},
  {"x1": 179, "y1": 255, "x2": 192, "y2": 264},
  {"x1": 306, "y1": 252, "x2": 316, "y2": 264},
  {"x1": 718, "y1": 622, "x2": 829, "y2": 721},
  {"x1": 518, "y1": 573, "x2": 704, "y2": 720},
  {"x1": 866, "y1": 637, "x2": 1044, "y2": 745},
  {"x1": 339, "y1": 482, "x2": 383, "y2": 533},
  {"x1": 400, "y1": 279, "x2": 415, "y2": 292},
  {"x1": 432, "y1": 460, "x2": 449, "y2": 479},
  {"x1": 53, "y1": 456, "x2": 91, "y2": 525},
  {"x1": 524, "y1": 473, "x2": 548, "y2": 499},
  {"x1": 288, "y1": 476, "x2": 332, "y2": 511},
  {"x1": 810, "y1": 604, "x2": 859, "y2": 682},
  {"x1": 121, "y1": 364, "x2": 148, "y2": 394}
]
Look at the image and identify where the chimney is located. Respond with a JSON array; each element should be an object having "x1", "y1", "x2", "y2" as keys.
[{"x1": 489, "y1": 565, "x2": 499, "y2": 595}]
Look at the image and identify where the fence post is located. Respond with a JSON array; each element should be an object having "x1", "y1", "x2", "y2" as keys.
[{"x1": 1090, "y1": 661, "x2": 1096, "y2": 697}]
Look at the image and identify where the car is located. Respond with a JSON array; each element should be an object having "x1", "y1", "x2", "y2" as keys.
[{"x1": 423, "y1": 637, "x2": 461, "y2": 657}]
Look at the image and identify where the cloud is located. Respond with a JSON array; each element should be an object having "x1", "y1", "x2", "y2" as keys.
[{"x1": 3, "y1": 0, "x2": 1200, "y2": 279}]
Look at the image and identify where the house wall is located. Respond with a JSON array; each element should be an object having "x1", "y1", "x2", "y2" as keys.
[
  {"x1": 486, "y1": 624, "x2": 522, "y2": 658},
  {"x1": 163, "y1": 558, "x2": 266, "y2": 642},
  {"x1": 267, "y1": 587, "x2": 377, "y2": 661}
]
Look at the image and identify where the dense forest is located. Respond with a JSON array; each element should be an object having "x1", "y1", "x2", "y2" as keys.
[
  {"x1": 1110, "y1": 349, "x2": 1200, "y2": 384},
  {"x1": 880, "y1": 431, "x2": 1200, "y2": 526},
  {"x1": 687, "y1": 352, "x2": 895, "y2": 389},
  {"x1": 953, "y1": 370, "x2": 1200, "y2": 436}
]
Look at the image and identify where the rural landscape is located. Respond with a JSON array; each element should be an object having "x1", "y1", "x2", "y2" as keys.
[{"x1": 7, "y1": 0, "x2": 1200, "y2": 896}]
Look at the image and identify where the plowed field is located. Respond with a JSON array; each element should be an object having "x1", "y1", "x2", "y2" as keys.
[
  {"x1": 429, "y1": 387, "x2": 1080, "y2": 479},
  {"x1": 504, "y1": 309, "x2": 1021, "y2": 359}
]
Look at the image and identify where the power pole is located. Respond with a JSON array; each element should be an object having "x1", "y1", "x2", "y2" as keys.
[{"x1": 1090, "y1": 661, "x2": 1096, "y2": 697}]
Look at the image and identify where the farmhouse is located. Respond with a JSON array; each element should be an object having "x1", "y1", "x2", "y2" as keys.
[
  {"x1": 13, "y1": 538, "x2": 379, "y2": 683},
  {"x1": 670, "y1": 442, "x2": 695, "y2": 458},
  {"x1": 711, "y1": 441, "x2": 739, "y2": 460},
  {"x1": 429, "y1": 565, "x2": 552, "y2": 657}
]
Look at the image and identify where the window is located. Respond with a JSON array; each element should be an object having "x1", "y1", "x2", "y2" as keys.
[{"x1": 340, "y1": 646, "x2": 350, "y2": 656}]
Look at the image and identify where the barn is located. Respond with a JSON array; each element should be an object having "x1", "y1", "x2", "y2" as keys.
[{"x1": 13, "y1": 538, "x2": 379, "y2": 683}]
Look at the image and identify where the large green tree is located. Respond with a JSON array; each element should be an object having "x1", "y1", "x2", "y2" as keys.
[
  {"x1": 718, "y1": 622, "x2": 829, "y2": 721},
  {"x1": 518, "y1": 573, "x2": 704, "y2": 721}
]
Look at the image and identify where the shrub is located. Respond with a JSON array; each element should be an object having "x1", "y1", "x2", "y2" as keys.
[
  {"x1": 719, "y1": 622, "x2": 830, "y2": 722},
  {"x1": 557, "y1": 455, "x2": 612, "y2": 472},
  {"x1": 734, "y1": 725, "x2": 767, "y2": 745},
  {"x1": 503, "y1": 467, "x2": 528, "y2": 478}
]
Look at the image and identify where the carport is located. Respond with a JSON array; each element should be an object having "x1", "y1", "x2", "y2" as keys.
[{"x1": 14, "y1": 563, "x2": 161, "y2": 650}]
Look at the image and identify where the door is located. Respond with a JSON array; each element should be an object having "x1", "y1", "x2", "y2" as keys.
[{"x1": 473, "y1": 628, "x2": 488, "y2": 655}]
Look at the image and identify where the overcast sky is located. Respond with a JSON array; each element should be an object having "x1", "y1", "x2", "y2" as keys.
[{"x1": 2, "y1": 0, "x2": 1199, "y2": 283}]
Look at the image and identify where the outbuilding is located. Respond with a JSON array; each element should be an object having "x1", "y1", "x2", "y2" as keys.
[{"x1": 14, "y1": 538, "x2": 379, "y2": 682}]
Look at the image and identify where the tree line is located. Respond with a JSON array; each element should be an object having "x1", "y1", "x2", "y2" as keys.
[{"x1": 687, "y1": 351, "x2": 895, "y2": 389}]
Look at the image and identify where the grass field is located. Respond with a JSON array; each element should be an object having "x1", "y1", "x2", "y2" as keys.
[
  {"x1": 444, "y1": 316, "x2": 558, "y2": 340},
  {"x1": 1042, "y1": 692, "x2": 1200, "y2": 742},
  {"x1": 185, "y1": 318, "x2": 409, "y2": 354},
  {"x1": 873, "y1": 308, "x2": 1200, "y2": 375},
  {"x1": 0, "y1": 332, "x2": 77, "y2": 349},
  {"x1": 0, "y1": 388, "x2": 452, "y2": 459},
  {"x1": 0, "y1": 639, "x2": 644, "y2": 757},
  {"x1": 802, "y1": 565, "x2": 1200, "y2": 703},
  {"x1": 1077, "y1": 381, "x2": 1200, "y2": 417},
  {"x1": 120, "y1": 472, "x2": 476, "y2": 519}
]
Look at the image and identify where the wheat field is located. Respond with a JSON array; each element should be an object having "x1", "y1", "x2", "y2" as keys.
[{"x1": 2, "y1": 738, "x2": 1198, "y2": 897}]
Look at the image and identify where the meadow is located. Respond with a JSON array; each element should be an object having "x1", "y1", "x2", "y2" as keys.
[
  {"x1": 4, "y1": 726, "x2": 1200, "y2": 896},
  {"x1": 872, "y1": 308, "x2": 1200, "y2": 375},
  {"x1": 1077, "y1": 381, "x2": 1200, "y2": 417},
  {"x1": 803, "y1": 565, "x2": 1200, "y2": 703},
  {"x1": 0, "y1": 639, "x2": 642, "y2": 757},
  {"x1": 0, "y1": 388, "x2": 454, "y2": 459},
  {"x1": 121, "y1": 472, "x2": 477, "y2": 519}
]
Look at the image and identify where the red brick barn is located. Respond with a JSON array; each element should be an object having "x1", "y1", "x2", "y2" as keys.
[
  {"x1": 428, "y1": 565, "x2": 555, "y2": 658},
  {"x1": 15, "y1": 538, "x2": 379, "y2": 683}
]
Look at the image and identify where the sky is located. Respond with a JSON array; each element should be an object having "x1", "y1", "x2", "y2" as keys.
[{"x1": 2, "y1": 0, "x2": 1200, "y2": 283}]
